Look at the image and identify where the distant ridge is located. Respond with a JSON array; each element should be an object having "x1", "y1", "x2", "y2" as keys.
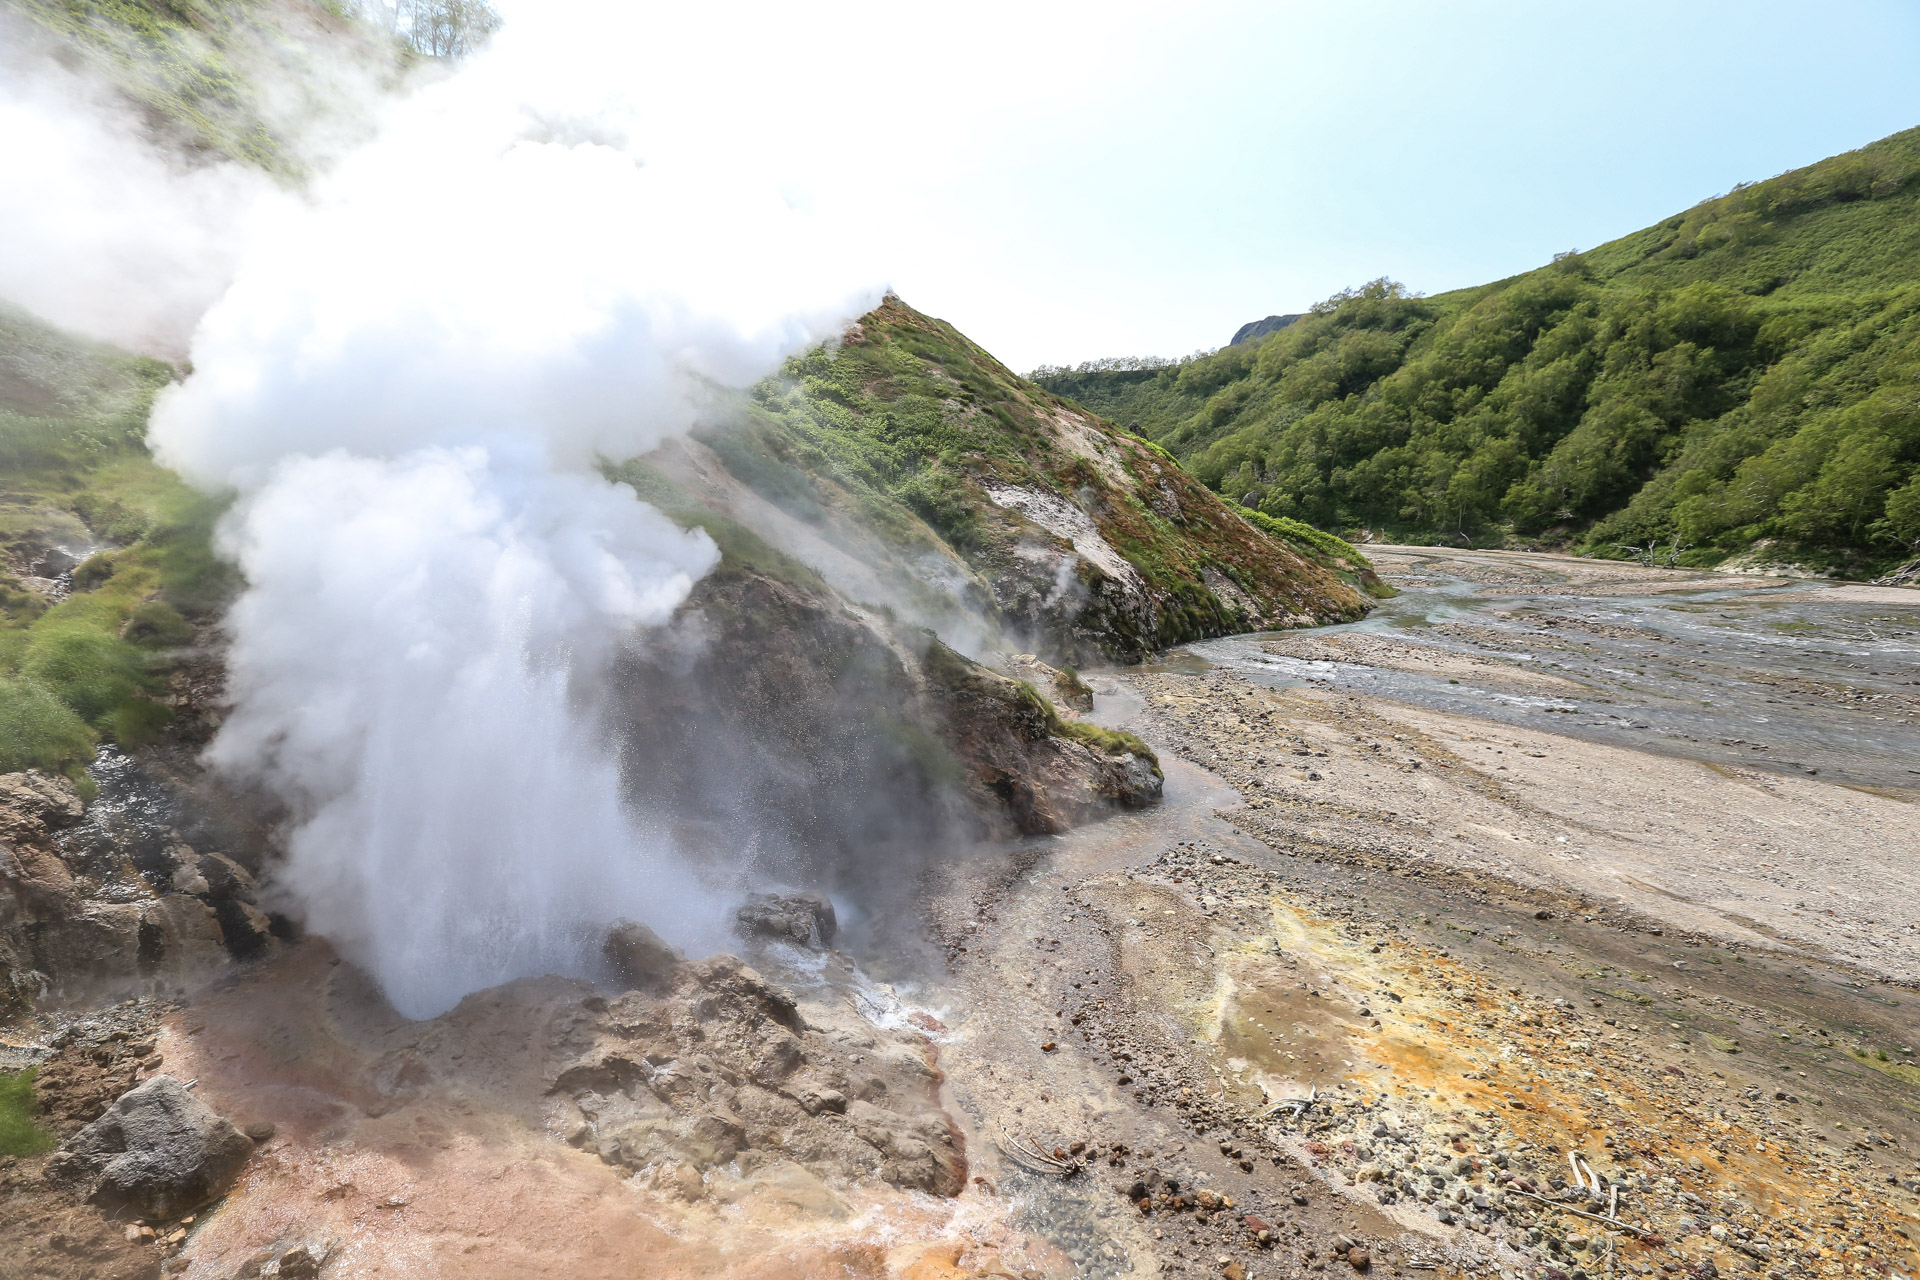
[{"x1": 1229, "y1": 313, "x2": 1304, "y2": 346}]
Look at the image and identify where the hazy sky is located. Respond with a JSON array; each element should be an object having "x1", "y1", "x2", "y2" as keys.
[
  {"x1": 9, "y1": 1, "x2": 1919, "y2": 374},
  {"x1": 802, "y1": 0, "x2": 1920, "y2": 370}
]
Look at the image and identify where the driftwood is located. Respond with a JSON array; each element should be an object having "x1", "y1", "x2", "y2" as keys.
[
  {"x1": 1507, "y1": 1187, "x2": 1644, "y2": 1238},
  {"x1": 1262, "y1": 1083, "x2": 1318, "y2": 1119},
  {"x1": 995, "y1": 1126, "x2": 1082, "y2": 1177}
]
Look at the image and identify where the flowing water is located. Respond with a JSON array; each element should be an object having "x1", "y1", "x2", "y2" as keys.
[{"x1": 1180, "y1": 546, "x2": 1920, "y2": 790}]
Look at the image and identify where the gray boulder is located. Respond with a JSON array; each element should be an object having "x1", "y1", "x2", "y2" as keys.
[
  {"x1": 733, "y1": 893, "x2": 837, "y2": 949},
  {"x1": 49, "y1": 1075, "x2": 253, "y2": 1218}
]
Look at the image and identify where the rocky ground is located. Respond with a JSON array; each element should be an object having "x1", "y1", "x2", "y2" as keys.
[
  {"x1": 903, "y1": 552, "x2": 1920, "y2": 1280},
  {"x1": 4, "y1": 551, "x2": 1918, "y2": 1280}
]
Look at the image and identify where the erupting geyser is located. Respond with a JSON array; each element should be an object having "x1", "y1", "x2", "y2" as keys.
[{"x1": 147, "y1": 2, "x2": 879, "y2": 1018}]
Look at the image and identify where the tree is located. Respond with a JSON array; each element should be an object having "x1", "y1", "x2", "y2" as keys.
[
  {"x1": 1884, "y1": 475, "x2": 1920, "y2": 551},
  {"x1": 357, "y1": 0, "x2": 502, "y2": 59}
]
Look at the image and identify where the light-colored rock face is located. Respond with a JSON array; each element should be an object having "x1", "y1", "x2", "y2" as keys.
[
  {"x1": 48, "y1": 1074, "x2": 254, "y2": 1220},
  {"x1": 1000, "y1": 653, "x2": 1095, "y2": 712},
  {"x1": 983, "y1": 483, "x2": 1146, "y2": 600},
  {"x1": 0, "y1": 772, "x2": 86, "y2": 839}
]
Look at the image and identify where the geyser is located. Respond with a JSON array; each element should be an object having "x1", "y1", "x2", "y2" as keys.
[{"x1": 148, "y1": 5, "x2": 878, "y2": 1017}]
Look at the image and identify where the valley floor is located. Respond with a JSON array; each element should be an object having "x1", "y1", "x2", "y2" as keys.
[
  {"x1": 911, "y1": 550, "x2": 1920, "y2": 1280},
  {"x1": 6, "y1": 553, "x2": 1918, "y2": 1280}
]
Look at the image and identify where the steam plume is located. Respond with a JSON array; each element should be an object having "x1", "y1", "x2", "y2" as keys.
[
  {"x1": 146, "y1": 7, "x2": 878, "y2": 1016},
  {"x1": 0, "y1": 27, "x2": 279, "y2": 355}
]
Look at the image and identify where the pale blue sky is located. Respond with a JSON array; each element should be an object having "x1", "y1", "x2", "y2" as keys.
[{"x1": 824, "y1": 1, "x2": 1920, "y2": 370}]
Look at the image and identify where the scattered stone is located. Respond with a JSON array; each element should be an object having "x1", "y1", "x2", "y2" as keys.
[{"x1": 276, "y1": 1243, "x2": 322, "y2": 1278}]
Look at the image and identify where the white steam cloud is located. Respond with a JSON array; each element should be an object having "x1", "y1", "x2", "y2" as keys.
[
  {"x1": 141, "y1": 5, "x2": 880, "y2": 1017},
  {"x1": 0, "y1": 30, "x2": 281, "y2": 354}
]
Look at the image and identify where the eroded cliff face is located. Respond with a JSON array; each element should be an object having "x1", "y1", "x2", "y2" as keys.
[{"x1": 608, "y1": 559, "x2": 1160, "y2": 870}]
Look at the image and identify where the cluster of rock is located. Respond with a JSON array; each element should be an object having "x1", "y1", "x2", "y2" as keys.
[
  {"x1": 552, "y1": 913, "x2": 965, "y2": 1200},
  {"x1": 0, "y1": 770, "x2": 275, "y2": 1016}
]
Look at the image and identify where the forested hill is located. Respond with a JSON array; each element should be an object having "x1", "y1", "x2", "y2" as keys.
[{"x1": 1038, "y1": 125, "x2": 1920, "y2": 575}]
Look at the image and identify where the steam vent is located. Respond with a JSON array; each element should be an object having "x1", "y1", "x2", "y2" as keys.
[{"x1": 2, "y1": 3, "x2": 1918, "y2": 1278}]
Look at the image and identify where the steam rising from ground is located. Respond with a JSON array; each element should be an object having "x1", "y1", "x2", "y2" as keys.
[
  {"x1": 0, "y1": 27, "x2": 278, "y2": 354},
  {"x1": 143, "y1": 6, "x2": 878, "y2": 1017}
]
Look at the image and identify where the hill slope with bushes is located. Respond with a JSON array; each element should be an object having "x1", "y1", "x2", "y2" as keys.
[{"x1": 1041, "y1": 126, "x2": 1920, "y2": 574}]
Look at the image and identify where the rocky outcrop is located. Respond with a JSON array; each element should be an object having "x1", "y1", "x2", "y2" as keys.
[
  {"x1": 0, "y1": 767, "x2": 278, "y2": 1015},
  {"x1": 610, "y1": 559, "x2": 1165, "y2": 884},
  {"x1": 47, "y1": 1075, "x2": 254, "y2": 1219},
  {"x1": 921, "y1": 639, "x2": 1162, "y2": 836},
  {"x1": 1229, "y1": 312, "x2": 1304, "y2": 346},
  {"x1": 553, "y1": 943, "x2": 964, "y2": 1198}
]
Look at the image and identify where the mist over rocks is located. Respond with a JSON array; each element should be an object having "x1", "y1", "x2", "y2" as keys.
[
  {"x1": 734, "y1": 893, "x2": 838, "y2": 949},
  {"x1": 601, "y1": 918, "x2": 683, "y2": 991},
  {"x1": 128, "y1": 1, "x2": 883, "y2": 1019}
]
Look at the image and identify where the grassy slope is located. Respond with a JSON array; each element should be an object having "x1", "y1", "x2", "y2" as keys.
[
  {"x1": 683, "y1": 297, "x2": 1372, "y2": 660},
  {"x1": 0, "y1": 305, "x2": 229, "y2": 785},
  {"x1": 1039, "y1": 126, "x2": 1920, "y2": 574}
]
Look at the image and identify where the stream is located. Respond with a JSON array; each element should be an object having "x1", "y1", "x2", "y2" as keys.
[{"x1": 1180, "y1": 546, "x2": 1920, "y2": 791}]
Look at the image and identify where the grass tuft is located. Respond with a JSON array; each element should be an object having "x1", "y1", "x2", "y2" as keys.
[{"x1": 0, "y1": 1069, "x2": 51, "y2": 1157}]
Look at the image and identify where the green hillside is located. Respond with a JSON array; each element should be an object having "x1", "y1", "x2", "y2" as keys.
[
  {"x1": 1040, "y1": 126, "x2": 1920, "y2": 574},
  {"x1": 625, "y1": 296, "x2": 1374, "y2": 663},
  {"x1": 0, "y1": 304, "x2": 229, "y2": 785}
]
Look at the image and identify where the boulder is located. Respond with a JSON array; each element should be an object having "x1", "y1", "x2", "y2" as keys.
[
  {"x1": 35, "y1": 901, "x2": 144, "y2": 996},
  {"x1": 140, "y1": 895, "x2": 229, "y2": 978},
  {"x1": 212, "y1": 897, "x2": 278, "y2": 957},
  {"x1": 195, "y1": 851, "x2": 258, "y2": 899},
  {"x1": 733, "y1": 893, "x2": 837, "y2": 949},
  {"x1": 48, "y1": 1074, "x2": 253, "y2": 1219},
  {"x1": 602, "y1": 919, "x2": 683, "y2": 991}
]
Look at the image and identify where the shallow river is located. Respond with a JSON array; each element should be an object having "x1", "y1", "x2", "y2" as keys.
[{"x1": 1172, "y1": 546, "x2": 1920, "y2": 791}]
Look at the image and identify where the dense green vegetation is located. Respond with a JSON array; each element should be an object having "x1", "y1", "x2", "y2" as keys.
[
  {"x1": 0, "y1": 1068, "x2": 51, "y2": 1157},
  {"x1": 0, "y1": 305, "x2": 229, "y2": 784},
  {"x1": 1041, "y1": 126, "x2": 1920, "y2": 574}
]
